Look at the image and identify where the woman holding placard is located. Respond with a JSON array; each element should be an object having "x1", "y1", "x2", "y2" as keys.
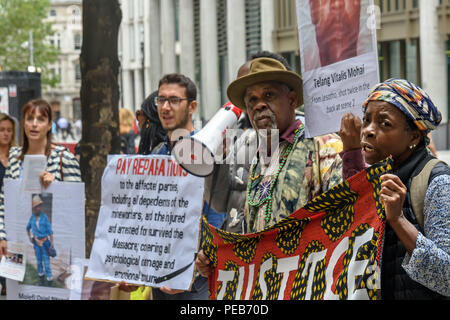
[{"x1": 0, "y1": 99, "x2": 81, "y2": 263}]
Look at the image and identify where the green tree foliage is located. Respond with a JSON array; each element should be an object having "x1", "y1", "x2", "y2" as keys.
[{"x1": 0, "y1": 0, "x2": 60, "y2": 86}]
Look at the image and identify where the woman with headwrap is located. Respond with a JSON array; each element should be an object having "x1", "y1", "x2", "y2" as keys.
[
  {"x1": 136, "y1": 91, "x2": 166, "y2": 155},
  {"x1": 339, "y1": 79, "x2": 449, "y2": 299}
]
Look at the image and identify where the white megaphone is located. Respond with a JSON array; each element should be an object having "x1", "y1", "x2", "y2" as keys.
[{"x1": 173, "y1": 102, "x2": 242, "y2": 177}]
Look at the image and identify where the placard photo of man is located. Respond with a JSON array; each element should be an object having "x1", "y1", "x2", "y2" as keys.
[
  {"x1": 298, "y1": 0, "x2": 375, "y2": 72},
  {"x1": 310, "y1": 0, "x2": 361, "y2": 67},
  {"x1": 26, "y1": 194, "x2": 55, "y2": 287}
]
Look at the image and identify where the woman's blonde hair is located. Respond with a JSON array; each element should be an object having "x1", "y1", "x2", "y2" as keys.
[
  {"x1": 0, "y1": 112, "x2": 18, "y2": 148},
  {"x1": 119, "y1": 108, "x2": 135, "y2": 134}
]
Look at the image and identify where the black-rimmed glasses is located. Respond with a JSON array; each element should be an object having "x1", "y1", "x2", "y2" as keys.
[{"x1": 154, "y1": 96, "x2": 189, "y2": 107}]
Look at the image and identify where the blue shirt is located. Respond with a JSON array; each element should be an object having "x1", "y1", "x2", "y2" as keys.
[
  {"x1": 26, "y1": 212, "x2": 53, "y2": 239},
  {"x1": 150, "y1": 130, "x2": 197, "y2": 156},
  {"x1": 150, "y1": 129, "x2": 225, "y2": 228}
]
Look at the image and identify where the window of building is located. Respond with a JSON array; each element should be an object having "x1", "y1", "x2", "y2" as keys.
[
  {"x1": 217, "y1": 0, "x2": 229, "y2": 105},
  {"x1": 75, "y1": 63, "x2": 81, "y2": 81},
  {"x1": 388, "y1": 40, "x2": 404, "y2": 78},
  {"x1": 49, "y1": 9, "x2": 56, "y2": 17},
  {"x1": 378, "y1": 43, "x2": 385, "y2": 80},
  {"x1": 175, "y1": 0, "x2": 180, "y2": 42},
  {"x1": 74, "y1": 33, "x2": 82, "y2": 51},
  {"x1": 412, "y1": 0, "x2": 418, "y2": 8},
  {"x1": 281, "y1": 51, "x2": 301, "y2": 75},
  {"x1": 447, "y1": 37, "x2": 450, "y2": 117},
  {"x1": 193, "y1": 0, "x2": 202, "y2": 84},
  {"x1": 245, "y1": 0, "x2": 261, "y2": 59},
  {"x1": 72, "y1": 6, "x2": 81, "y2": 17},
  {"x1": 56, "y1": 33, "x2": 61, "y2": 49},
  {"x1": 405, "y1": 39, "x2": 419, "y2": 84}
]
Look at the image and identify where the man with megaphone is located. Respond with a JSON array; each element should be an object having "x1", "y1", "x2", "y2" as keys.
[{"x1": 195, "y1": 57, "x2": 344, "y2": 278}]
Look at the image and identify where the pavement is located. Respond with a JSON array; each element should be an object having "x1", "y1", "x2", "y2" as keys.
[{"x1": 436, "y1": 150, "x2": 450, "y2": 165}]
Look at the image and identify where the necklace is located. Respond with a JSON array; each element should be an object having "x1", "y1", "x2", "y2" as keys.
[{"x1": 247, "y1": 123, "x2": 304, "y2": 223}]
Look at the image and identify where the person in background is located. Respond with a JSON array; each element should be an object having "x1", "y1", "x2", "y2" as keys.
[
  {"x1": 339, "y1": 78, "x2": 449, "y2": 299},
  {"x1": 57, "y1": 116, "x2": 69, "y2": 140},
  {"x1": 0, "y1": 113, "x2": 17, "y2": 295},
  {"x1": 136, "y1": 91, "x2": 166, "y2": 155},
  {"x1": 119, "y1": 108, "x2": 137, "y2": 154},
  {"x1": 0, "y1": 113, "x2": 16, "y2": 194},
  {"x1": 0, "y1": 99, "x2": 81, "y2": 263}
]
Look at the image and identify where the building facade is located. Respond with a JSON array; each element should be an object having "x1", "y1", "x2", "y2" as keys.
[
  {"x1": 118, "y1": 0, "x2": 275, "y2": 123},
  {"x1": 118, "y1": 0, "x2": 450, "y2": 149},
  {"x1": 42, "y1": 0, "x2": 83, "y2": 122},
  {"x1": 271, "y1": 0, "x2": 450, "y2": 149}
]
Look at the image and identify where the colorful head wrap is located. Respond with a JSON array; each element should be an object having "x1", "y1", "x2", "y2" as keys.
[{"x1": 362, "y1": 78, "x2": 442, "y2": 132}]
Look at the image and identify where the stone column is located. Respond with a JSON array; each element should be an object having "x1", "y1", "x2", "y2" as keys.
[
  {"x1": 200, "y1": 0, "x2": 221, "y2": 120},
  {"x1": 122, "y1": 70, "x2": 134, "y2": 110},
  {"x1": 420, "y1": 0, "x2": 448, "y2": 148},
  {"x1": 161, "y1": 0, "x2": 177, "y2": 75},
  {"x1": 179, "y1": 0, "x2": 196, "y2": 82},
  {"x1": 227, "y1": 0, "x2": 247, "y2": 80},
  {"x1": 149, "y1": 0, "x2": 162, "y2": 92},
  {"x1": 260, "y1": 0, "x2": 275, "y2": 52},
  {"x1": 134, "y1": 69, "x2": 143, "y2": 111}
]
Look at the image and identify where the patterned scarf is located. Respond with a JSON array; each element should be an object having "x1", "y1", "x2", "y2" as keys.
[{"x1": 362, "y1": 78, "x2": 442, "y2": 133}]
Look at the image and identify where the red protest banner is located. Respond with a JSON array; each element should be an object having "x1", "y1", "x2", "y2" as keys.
[{"x1": 201, "y1": 159, "x2": 390, "y2": 300}]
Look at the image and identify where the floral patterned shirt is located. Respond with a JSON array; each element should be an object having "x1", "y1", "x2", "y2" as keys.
[
  {"x1": 245, "y1": 121, "x2": 343, "y2": 233},
  {"x1": 402, "y1": 174, "x2": 450, "y2": 297}
]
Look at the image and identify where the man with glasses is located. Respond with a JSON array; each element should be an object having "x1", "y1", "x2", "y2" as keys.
[
  {"x1": 151, "y1": 73, "x2": 198, "y2": 155},
  {"x1": 150, "y1": 73, "x2": 209, "y2": 300}
]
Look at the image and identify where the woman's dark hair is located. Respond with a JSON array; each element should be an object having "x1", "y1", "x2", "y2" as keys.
[
  {"x1": 251, "y1": 51, "x2": 293, "y2": 71},
  {"x1": 138, "y1": 91, "x2": 167, "y2": 155},
  {"x1": 19, "y1": 98, "x2": 53, "y2": 161},
  {"x1": 158, "y1": 73, "x2": 197, "y2": 101}
]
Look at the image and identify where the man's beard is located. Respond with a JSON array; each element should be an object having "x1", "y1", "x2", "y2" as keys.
[
  {"x1": 252, "y1": 109, "x2": 278, "y2": 135},
  {"x1": 163, "y1": 106, "x2": 190, "y2": 132},
  {"x1": 252, "y1": 110, "x2": 279, "y2": 162}
]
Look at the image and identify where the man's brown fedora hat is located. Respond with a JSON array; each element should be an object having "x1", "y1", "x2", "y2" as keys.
[{"x1": 227, "y1": 57, "x2": 303, "y2": 110}]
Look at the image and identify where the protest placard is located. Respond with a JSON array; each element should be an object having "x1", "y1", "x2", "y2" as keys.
[
  {"x1": 296, "y1": 0, "x2": 379, "y2": 137},
  {"x1": 0, "y1": 241, "x2": 26, "y2": 281},
  {"x1": 203, "y1": 159, "x2": 390, "y2": 300},
  {"x1": 4, "y1": 180, "x2": 85, "y2": 300},
  {"x1": 85, "y1": 155, "x2": 205, "y2": 291}
]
